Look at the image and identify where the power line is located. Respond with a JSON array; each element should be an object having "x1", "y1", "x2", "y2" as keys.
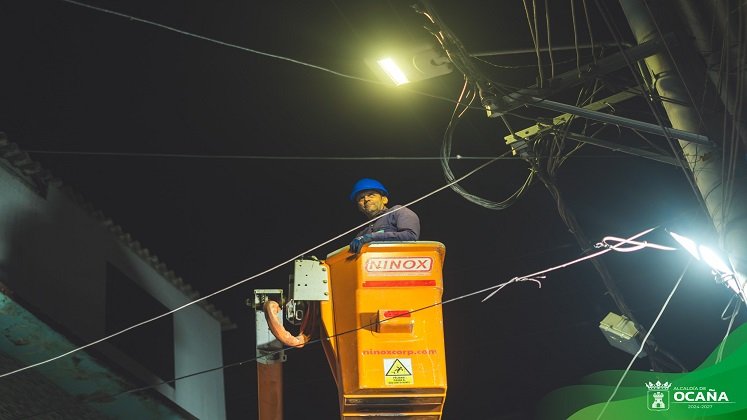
[
  {"x1": 56, "y1": 0, "x2": 375, "y2": 84},
  {"x1": 23, "y1": 150, "x2": 669, "y2": 161},
  {"x1": 52, "y1": 0, "x2": 477, "y2": 108},
  {"x1": 23, "y1": 150, "x2": 512, "y2": 160},
  {"x1": 595, "y1": 260, "x2": 691, "y2": 420},
  {"x1": 0, "y1": 153, "x2": 506, "y2": 381},
  {"x1": 592, "y1": 0, "x2": 711, "y2": 219},
  {"x1": 18, "y1": 227, "x2": 675, "y2": 419}
]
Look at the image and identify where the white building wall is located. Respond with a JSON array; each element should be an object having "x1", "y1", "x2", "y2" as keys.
[
  {"x1": 175, "y1": 307, "x2": 226, "y2": 419},
  {"x1": 0, "y1": 161, "x2": 226, "y2": 420}
]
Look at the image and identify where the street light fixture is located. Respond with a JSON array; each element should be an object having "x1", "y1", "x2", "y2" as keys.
[
  {"x1": 366, "y1": 43, "x2": 452, "y2": 86},
  {"x1": 668, "y1": 231, "x2": 742, "y2": 299},
  {"x1": 669, "y1": 232, "x2": 734, "y2": 274},
  {"x1": 376, "y1": 58, "x2": 410, "y2": 86}
]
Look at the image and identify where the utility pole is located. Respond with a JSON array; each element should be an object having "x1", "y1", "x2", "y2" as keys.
[{"x1": 619, "y1": 0, "x2": 747, "y2": 302}]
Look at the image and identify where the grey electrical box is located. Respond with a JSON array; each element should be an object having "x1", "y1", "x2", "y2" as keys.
[
  {"x1": 291, "y1": 259, "x2": 329, "y2": 301},
  {"x1": 599, "y1": 312, "x2": 647, "y2": 358}
]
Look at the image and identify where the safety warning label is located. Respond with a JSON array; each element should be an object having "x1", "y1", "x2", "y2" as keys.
[{"x1": 384, "y1": 358, "x2": 413, "y2": 385}]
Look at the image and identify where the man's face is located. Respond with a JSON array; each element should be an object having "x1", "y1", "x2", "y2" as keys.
[{"x1": 356, "y1": 190, "x2": 388, "y2": 218}]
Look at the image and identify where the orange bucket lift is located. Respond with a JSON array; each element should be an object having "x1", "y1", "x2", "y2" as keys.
[{"x1": 258, "y1": 242, "x2": 448, "y2": 419}]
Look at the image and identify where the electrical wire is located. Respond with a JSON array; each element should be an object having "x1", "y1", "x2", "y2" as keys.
[
  {"x1": 51, "y1": 0, "x2": 729, "y2": 200},
  {"x1": 715, "y1": 295, "x2": 741, "y2": 364},
  {"x1": 532, "y1": 72, "x2": 603, "y2": 177},
  {"x1": 18, "y1": 226, "x2": 672, "y2": 419},
  {"x1": 718, "y1": 12, "x2": 734, "y2": 227},
  {"x1": 592, "y1": 0, "x2": 711, "y2": 220},
  {"x1": 555, "y1": 79, "x2": 607, "y2": 170},
  {"x1": 57, "y1": 0, "x2": 374, "y2": 84},
  {"x1": 533, "y1": 0, "x2": 543, "y2": 86},
  {"x1": 627, "y1": 128, "x2": 674, "y2": 156},
  {"x1": 429, "y1": 4, "x2": 672, "y2": 374},
  {"x1": 436, "y1": 76, "x2": 535, "y2": 210},
  {"x1": 718, "y1": 1, "x2": 746, "y2": 235},
  {"x1": 507, "y1": 81, "x2": 614, "y2": 173},
  {"x1": 531, "y1": 80, "x2": 594, "y2": 206},
  {"x1": 23, "y1": 149, "x2": 663, "y2": 161},
  {"x1": 545, "y1": 0, "x2": 555, "y2": 79},
  {"x1": 422, "y1": 5, "x2": 677, "y2": 342},
  {"x1": 19, "y1": 273, "x2": 533, "y2": 418},
  {"x1": 649, "y1": 0, "x2": 743, "y2": 236},
  {"x1": 54, "y1": 0, "x2": 478, "y2": 109},
  {"x1": 522, "y1": 0, "x2": 544, "y2": 88},
  {"x1": 525, "y1": 110, "x2": 656, "y2": 366},
  {"x1": 595, "y1": 260, "x2": 692, "y2": 420},
  {"x1": 23, "y1": 150, "x2": 514, "y2": 160},
  {"x1": 641, "y1": 1, "x2": 710, "y2": 133},
  {"x1": 474, "y1": 54, "x2": 580, "y2": 70},
  {"x1": 571, "y1": 0, "x2": 582, "y2": 75},
  {"x1": 0, "y1": 153, "x2": 504, "y2": 380},
  {"x1": 417, "y1": 1, "x2": 520, "y2": 96},
  {"x1": 482, "y1": 226, "x2": 674, "y2": 301},
  {"x1": 18, "y1": 273, "x2": 528, "y2": 419},
  {"x1": 18, "y1": 3, "x2": 737, "y2": 415},
  {"x1": 440, "y1": 111, "x2": 535, "y2": 210},
  {"x1": 581, "y1": 0, "x2": 597, "y2": 65}
]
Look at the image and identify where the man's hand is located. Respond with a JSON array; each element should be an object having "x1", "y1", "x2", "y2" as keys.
[{"x1": 349, "y1": 234, "x2": 374, "y2": 253}]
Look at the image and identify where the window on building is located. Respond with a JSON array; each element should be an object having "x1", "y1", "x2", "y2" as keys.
[{"x1": 105, "y1": 263, "x2": 175, "y2": 384}]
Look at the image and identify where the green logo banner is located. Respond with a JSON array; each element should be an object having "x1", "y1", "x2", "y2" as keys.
[{"x1": 538, "y1": 322, "x2": 747, "y2": 419}]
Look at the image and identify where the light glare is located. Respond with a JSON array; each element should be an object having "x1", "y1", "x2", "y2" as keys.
[
  {"x1": 669, "y1": 232, "x2": 700, "y2": 260},
  {"x1": 377, "y1": 58, "x2": 410, "y2": 85},
  {"x1": 698, "y1": 245, "x2": 734, "y2": 275}
]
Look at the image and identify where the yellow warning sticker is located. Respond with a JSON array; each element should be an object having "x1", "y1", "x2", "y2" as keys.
[{"x1": 384, "y1": 358, "x2": 413, "y2": 385}]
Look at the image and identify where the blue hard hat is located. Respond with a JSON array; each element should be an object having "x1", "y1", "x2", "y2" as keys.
[{"x1": 349, "y1": 178, "x2": 389, "y2": 201}]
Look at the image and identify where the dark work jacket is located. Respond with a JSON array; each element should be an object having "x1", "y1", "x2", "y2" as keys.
[{"x1": 355, "y1": 205, "x2": 420, "y2": 241}]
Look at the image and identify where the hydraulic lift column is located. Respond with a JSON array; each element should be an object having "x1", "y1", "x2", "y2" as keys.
[{"x1": 253, "y1": 289, "x2": 286, "y2": 420}]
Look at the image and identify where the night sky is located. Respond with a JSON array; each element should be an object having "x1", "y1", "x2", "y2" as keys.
[{"x1": 1, "y1": 1, "x2": 743, "y2": 418}]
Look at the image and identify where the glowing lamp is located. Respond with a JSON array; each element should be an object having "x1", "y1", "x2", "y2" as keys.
[
  {"x1": 376, "y1": 58, "x2": 410, "y2": 86},
  {"x1": 668, "y1": 232, "x2": 700, "y2": 261},
  {"x1": 697, "y1": 246, "x2": 735, "y2": 275},
  {"x1": 669, "y1": 231, "x2": 743, "y2": 298},
  {"x1": 366, "y1": 44, "x2": 452, "y2": 86},
  {"x1": 668, "y1": 232, "x2": 734, "y2": 275}
]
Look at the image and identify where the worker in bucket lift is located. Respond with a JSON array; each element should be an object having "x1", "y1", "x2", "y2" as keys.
[{"x1": 348, "y1": 178, "x2": 420, "y2": 253}]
